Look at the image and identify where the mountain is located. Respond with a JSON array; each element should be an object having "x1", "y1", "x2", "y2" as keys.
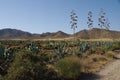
[
  {"x1": 40, "y1": 31, "x2": 69, "y2": 38},
  {"x1": 0, "y1": 28, "x2": 120, "y2": 39},
  {"x1": 0, "y1": 28, "x2": 32, "y2": 39},
  {"x1": 0, "y1": 28, "x2": 69, "y2": 39},
  {"x1": 76, "y1": 28, "x2": 120, "y2": 39}
]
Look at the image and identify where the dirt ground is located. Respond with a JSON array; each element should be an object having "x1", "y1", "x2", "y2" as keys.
[{"x1": 80, "y1": 51, "x2": 120, "y2": 80}]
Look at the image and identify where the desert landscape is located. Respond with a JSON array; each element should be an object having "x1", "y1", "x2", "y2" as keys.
[{"x1": 0, "y1": 0, "x2": 120, "y2": 80}]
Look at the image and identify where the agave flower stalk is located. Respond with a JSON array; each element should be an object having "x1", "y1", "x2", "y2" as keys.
[{"x1": 70, "y1": 10, "x2": 78, "y2": 41}]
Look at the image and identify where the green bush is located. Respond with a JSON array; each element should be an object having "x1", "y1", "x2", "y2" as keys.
[
  {"x1": 111, "y1": 43, "x2": 120, "y2": 50},
  {"x1": 55, "y1": 56, "x2": 81, "y2": 79},
  {"x1": 4, "y1": 49, "x2": 56, "y2": 80}
]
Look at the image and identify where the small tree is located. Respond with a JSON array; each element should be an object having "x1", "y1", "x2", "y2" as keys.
[{"x1": 70, "y1": 10, "x2": 78, "y2": 41}]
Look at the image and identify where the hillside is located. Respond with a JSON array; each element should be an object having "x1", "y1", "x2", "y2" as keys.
[
  {"x1": 0, "y1": 28, "x2": 69, "y2": 39},
  {"x1": 0, "y1": 28, "x2": 120, "y2": 39},
  {"x1": 76, "y1": 28, "x2": 120, "y2": 39},
  {"x1": 40, "y1": 31, "x2": 69, "y2": 38},
  {"x1": 0, "y1": 28, "x2": 32, "y2": 39}
]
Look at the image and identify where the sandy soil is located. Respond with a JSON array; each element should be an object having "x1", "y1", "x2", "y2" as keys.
[{"x1": 97, "y1": 53, "x2": 120, "y2": 80}]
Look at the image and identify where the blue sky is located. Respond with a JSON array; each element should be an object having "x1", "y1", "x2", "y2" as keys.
[{"x1": 0, "y1": 0, "x2": 120, "y2": 34}]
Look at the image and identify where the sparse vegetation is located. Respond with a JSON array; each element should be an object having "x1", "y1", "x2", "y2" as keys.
[
  {"x1": 3, "y1": 50, "x2": 57, "y2": 80},
  {"x1": 0, "y1": 39, "x2": 119, "y2": 80},
  {"x1": 0, "y1": 0, "x2": 119, "y2": 79}
]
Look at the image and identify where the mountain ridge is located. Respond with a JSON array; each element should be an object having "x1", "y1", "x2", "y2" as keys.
[
  {"x1": 76, "y1": 28, "x2": 120, "y2": 39},
  {"x1": 0, "y1": 28, "x2": 120, "y2": 39},
  {"x1": 0, "y1": 28, "x2": 69, "y2": 39}
]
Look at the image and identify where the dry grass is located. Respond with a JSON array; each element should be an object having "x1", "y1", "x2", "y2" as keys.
[
  {"x1": 2, "y1": 37, "x2": 120, "y2": 41},
  {"x1": 105, "y1": 51, "x2": 116, "y2": 58},
  {"x1": 81, "y1": 54, "x2": 111, "y2": 73}
]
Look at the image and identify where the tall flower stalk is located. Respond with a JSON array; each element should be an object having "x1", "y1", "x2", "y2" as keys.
[
  {"x1": 87, "y1": 11, "x2": 93, "y2": 30},
  {"x1": 87, "y1": 11, "x2": 93, "y2": 54},
  {"x1": 70, "y1": 10, "x2": 78, "y2": 41},
  {"x1": 98, "y1": 9, "x2": 110, "y2": 39},
  {"x1": 87, "y1": 11, "x2": 93, "y2": 39}
]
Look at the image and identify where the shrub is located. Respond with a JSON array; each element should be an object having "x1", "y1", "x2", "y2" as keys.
[
  {"x1": 95, "y1": 47, "x2": 105, "y2": 55},
  {"x1": 4, "y1": 49, "x2": 56, "y2": 80},
  {"x1": 111, "y1": 43, "x2": 120, "y2": 50},
  {"x1": 54, "y1": 56, "x2": 81, "y2": 79},
  {"x1": 0, "y1": 45, "x2": 4, "y2": 59},
  {"x1": 105, "y1": 51, "x2": 115, "y2": 58}
]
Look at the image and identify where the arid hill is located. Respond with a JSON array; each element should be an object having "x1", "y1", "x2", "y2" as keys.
[
  {"x1": 76, "y1": 28, "x2": 120, "y2": 39},
  {"x1": 0, "y1": 28, "x2": 32, "y2": 39},
  {"x1": 0, "y1": 28, "x2": 120, "y2": 39},
  {"x1": 0, "y1": 28, "x2": 69, "y2": 39},
  {"x1": 40, "y1": 31, "x2": 69, "y2": 38}
]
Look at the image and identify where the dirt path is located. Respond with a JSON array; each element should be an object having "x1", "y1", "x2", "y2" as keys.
[
  {"x1": 81, "y1": 50, "x2": 120, "y2": 80},
  {"x1": 97, "y1": 53, "x2": 120, "y2": 80}
]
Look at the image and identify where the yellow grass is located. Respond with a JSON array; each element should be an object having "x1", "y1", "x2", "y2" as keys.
[{"x1": 1, "y1": 37, "x2": 120, "y2": 41}]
